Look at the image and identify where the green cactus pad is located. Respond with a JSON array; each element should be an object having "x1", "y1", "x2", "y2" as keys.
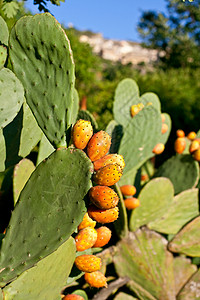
[
  {"x1": 78, "y1": 109, "x2": 98, "y2": 131},
  {"x1": 115, "y1": 292, "x2": 138, "y2": 300},
  {"x1": 130, "y1": 177, "x2": 174, "y2": 232},
  {"x1": 9, "y1": 13, "x2": 75, "y2": 148},
  {"x1": 0, "y1": 68, "x2": 24, "y2": 129},
  {"x1": 36, "y1": 133, "x2": 55, "y2": 166},
  {"x1": 13, "y1": 158, "x2": 35, "y2": 205},
  {"x1": 148, "y1": 189, "x2": 199, "y2": 235},
  {"x1": 0, "y1": 129, "x2": 6, "y2": 172},
  {"x1": 0, "y1": 289, "x2": 3, "y2": 300},
  {"x1": 18, "y1": 102, "x2": 43, "y2": 158},
  {"x1": 3, "y1": 237, "x2": 76, "y2": 300},
  {"x1": 0, "y1": 17, "x2": 9, "y2": 46},
  {"x1": 106, "y1": 120, "x2": 123, "y2": 154},
  {"x1": 173, "y1": 256, "x2": 197, "y2": 296},
  {"x1": 0, "y1": 148, "x2": 93, "y2": 286},
  {"x1": 154, "y1": 154, "x2": 199, "y2": 195},
  {"x1": 0, "y1": 46, "x2": 7, "y2": 70},
  {"x1": 176, "y1": 269, "x2": 200, "y2": 300},
  {"x1": 168, "y1": 216, "x2": 200, "y2": 257},
  {"x1": 118, "y1": 105, "x2": 162, "y2": 175},
  {"x1": 141, "y1": 92, "x2": 161, "y2": 112},
  {"x1": 114, "y1": 228, "x2": 175, "y2": 300}
]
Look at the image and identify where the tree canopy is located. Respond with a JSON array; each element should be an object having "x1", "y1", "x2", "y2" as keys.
[{"x1": 137, "y1": 0, "x2": 200, "y2": 68}]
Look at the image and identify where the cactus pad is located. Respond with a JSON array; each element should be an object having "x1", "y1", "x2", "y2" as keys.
[
  {"x1": 36, "y1": 133, "x2": 55, "y2": 166},
  {"x1": 176, "y1": 269, "x2": 200, "y2": 300},
  {"x1": 0, "y1": 68, "x2": 24, "y2": 129},
  {"x1": 3, "y1": 237, "x2": 76, "y2": 299},
  {"x1": 9, "y1": 13, "x2": 75, "y2": 148},
  {"x1": 0, "y1": 148, "x2": 93, "y2": 286},
  {"x1": 114, "y1": 228, "x2": 175, "y2": 300},
  {"x1": 154, "y1": 154, "x2": 199, "y2": 194},
  {"x1": 168, "y1": 216, "x2": 200, "y2": 257},
  {"x1": 0, "y1": 129, "x2": 6, "y2": 172},
  {"x1": 0, "y1": 17, "x2": 9, "y2": 70}
]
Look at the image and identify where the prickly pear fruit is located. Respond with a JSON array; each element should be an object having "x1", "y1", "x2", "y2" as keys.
[
  {"x1": 93, "y1": 163, "x2": 123, "y2": 186},
  {"x1": 92, "y1": 226, "x2": 112, "y2": 248},
  {"x1": 72, "y1": 119, "x2": 93, "y2": 149},
  {"x1": 75, "y1": 227, "x2": 98, "y2": 251},
  {"x1": 93, "y1": 154, "x2": 125, "y2": 171},
  {"x1": 74, "y1": 255, "x2": 101, "y2": 273},
  {"x1": 161, "y1": 123, "x2": 168, "y2": 134},
  {"x1": 87, "y1": 131, "x2": 111, "y2": 162},
  {"x1": 174, "y1": 137, "x2": 186, "y2": 154},
  {"x1": 176, "y1": 129, "x2": 185, "y2": 138},
  {"x1": 189, "y1": 140, "x2": 200, "y2": 154},
  {"x1": 78, "y1": 212, "x2": 96, "y2": 231},
  {"x1": 120, "y1": 185, "x2": 136, "y2": 196},
  {"x1": 124, "y1": 197, "x2": 140, "y2": 210},
  {"x1": 130, "y1": 103, "x2": 144, "y2": 117},
  {"x1": 63, "y1": 295, "x2": 84, "y2": 300},
  {"x1": 84, "y1": 271, "x2": 107, "y2": 288},
  {"x1": 161, "y1": 113, "x2": 165, "y2": 123},
  {"x1": 187, "y1": 131, "x2": 196, "y2": 140},
  {"x1": 89, "y1": 186, "x2": 119, "y2": 209},
  {"x1": 88, "y1": 205, "x2": 119, "y2": 223},
  {"x1": 152, "y1": 143, "x2": 165, "y2": 155},
  {"x1": 192, "y1": 148, "x2": 200, "y2": 161},
  {"x1": 141, "y1": 174, "x2": 149, "y2": 181}
]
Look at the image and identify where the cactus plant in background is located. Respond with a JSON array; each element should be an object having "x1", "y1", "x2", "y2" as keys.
[{"x1": 0, "y1": 17, "x2": 9, "y2": 70}]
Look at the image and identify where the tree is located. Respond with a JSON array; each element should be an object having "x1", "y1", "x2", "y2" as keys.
[{"x1": 137, "y1": 0, "x2": 200, "y2": 68}]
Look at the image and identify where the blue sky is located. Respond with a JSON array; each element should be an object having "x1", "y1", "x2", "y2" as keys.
[{"x1": 25, "y1": 0, "x2": 167, "y2": 42}]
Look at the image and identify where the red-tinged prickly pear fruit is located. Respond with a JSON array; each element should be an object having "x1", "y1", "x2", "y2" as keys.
[
  {"x1": 161, "y1": 123, "x2": 168, "y2": 134},
  {"x1": 187, "y1": 131, "x2": 196, "y2": 141},
  {"x1": 192, "y1": 148, "x2": 200, "y2": 162},
  {"x1": 74, "y1": 255, "x2": 101, "y2": 273},
  {"x1": 78, "y1": 212, "x2": 96, "y2": 231},
  {"x1": 75, "y1": 227, "x2": 98, "y2": 251},
  {"x1": 72, "y1": 119, "x2": 93, "y2": 149},
  {"x1": 130, "y1": 103, "x2": 144, "y2": 117},
  {"x1": 89, "y1": 186, "x2": 119, "y2": 209},
  {"x1": 152, "y1": 143, "x2": 165, "y2": 155},
  {"x1": 120, "y1": 185, "x2": 136, "y2": 196},
  {"x1": 92, "y1": 226, "x2": 112, "y2": 248},
  {"x1": 93, "y1": 154, "x2": 125, "y2": 171},
  {"x1": 174, "y1": 137, "x2": 186, "y2": 154},
  {"x1": 93, "y1": 163, "x2": 123, "y2": 186},
  {"x1": 63, "y1": 294, "x2": 84, "y2": 300},
  {"x1": 176, "y1": 129, "x2": 185, "y2": 138},
  {"x1": 189, "y1": 140, "x2": 200, "y2": 154},
  {"x1": 161, "y1": 113, "x2": 165, "y2": 123},
  {"x1": 84, "y1": 271, "x2": 107, "y2": 288},
  {"x1": 87, "y1": 131, "x2": 111, "y2": 162},
  {"x1": 88, "y1": 205, "x2": 119, "y2": 223},
  {"x1": 141, "y1": 174, "x2": 149, "y2": 181},
  {"x1": 124, "y1": 197, "x2": 140, "y2": 210}
]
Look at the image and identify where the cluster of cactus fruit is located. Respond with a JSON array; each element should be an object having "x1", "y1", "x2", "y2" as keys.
[{"x1": 1, "y1": 12, "x2": 200, "y2": 300}]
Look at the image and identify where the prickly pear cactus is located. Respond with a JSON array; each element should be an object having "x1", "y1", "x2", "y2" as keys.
[
  {"x1": 154, "y1": 154, "x2": 199, "y2": 194},
  {"x1": 177, "y1": 269, "x2": 200, "y2": 300},
  {"x1": 9, "y1": 13, "x2": 76, "y2": 148},
  {"x1": 0, "y1": 16, "x2": 9, "y2": 70},
  {"x1": 0, "y1": 148, "x2": 93, "y2": 287},
  {"x1": 2, "y1": 237, "x2": 76, "y2": 300},
  {"x1": 36, "y1": 133, "x2": 55, "y2": 166},
  {"x1": 0, "y1": 68, "x2": 24, "y2": 129}
]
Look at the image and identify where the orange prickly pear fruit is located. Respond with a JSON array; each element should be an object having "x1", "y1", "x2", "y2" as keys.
[
  {"x1": 152, "y1": 143, "x2": 165, "y2": 155},
  {"x1": 92, "y1": 226, "x2": 112, "y2": 248},
  {"x1": 176, "y1": 129, "x2": 185, "y2": 138},
  {"x1": 89, "y1": 186, "x2": 119, "y2": 209},
  {"x1": 161, "y1": 123, "x2": 168, "y2": 134},
  {"x1": 174, "y1": 137, "x2": 186, "y2": 154},
  {"x1": 84, "y1": 271, "x2": 107, "y2": 288},
  {"x1": 75, "y1": 227, "x2": 97, "y2": 252},
  {"x1": 161, "y1": 113, "x2": 166, "y2": 123},
  {"x1": 93, "y1": 163, "x2": 123, "y2": 186},
  {"x1": 75, "y1": 255, "x2": 101, "y2": 273},
  {"x1": 124, "y1": 197, "x2": 140, "y2": 210},
  {"x1": 141, "y1": 174, "x2": 149, "y2": 181},
  {"x1": 120, "y1": 185, "x2": 136, "y2": 196},
  {"x1": 187, "y1": 131, "x2": 196, "y2": 140},
  {"x1": 88, "y1": 205, "x2": 119, "y2": 223},
  {"x1": 189, "y1": 140, "x2": 200, "y2": 154},
  {"x1": 130, "y1": 103, "x2": 144, "y2": 117},
  {"x1": 78, "y1": 212, "x2": 96, "y2": 231},
  {"x1": 93, "y1": 154, "x2": 125, "y2": 171},
  {"x1": 87, "y1": 131, "x2": 111, "y2": 162},
  {"x1": 192, "y1": 148, "x2": 200, "y2": 161},
  {"x1": 63, "y1": 295, "x2": 84, "y2": 300},
  {"x1": 72, "y1": 119, "x2": 93, "y2": 150}
]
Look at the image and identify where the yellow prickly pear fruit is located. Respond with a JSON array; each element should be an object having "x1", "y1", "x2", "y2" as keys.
[{"x1": 75, "y1": 227, "x2": 97, "y2": 252}]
